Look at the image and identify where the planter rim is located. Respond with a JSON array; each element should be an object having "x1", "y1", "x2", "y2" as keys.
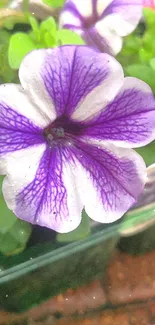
[
  {"x1": 1, "y1": 206, "x2": 155, "y2": 284},
  {"x1": 0, "y1": 223, "x2": 120, "y2": 284},
  {"x1": 1, "y1": 204, "x2": 155, "y2": 284},
  {"x1": 1, "y1": 164, "x2": 155, "y2": 284}
]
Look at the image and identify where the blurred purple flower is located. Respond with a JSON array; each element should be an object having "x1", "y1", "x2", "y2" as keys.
[
  {"x1": 0, "y1": 46, "x2": 155, "y2": 233},
  {"x1": 143, "y1": 0, "x2": 155, "y2": 9},
  {"x1": 60, "y1": 0, "x2": 142, "y2": 55}
]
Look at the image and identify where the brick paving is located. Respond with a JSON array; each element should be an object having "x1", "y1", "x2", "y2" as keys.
[
  {"x1": 106, "y1": 250, "x2": 155, "y2": 304},
  {"x1": 1, "y1": 249, "x2": 155, "y2": 324}
]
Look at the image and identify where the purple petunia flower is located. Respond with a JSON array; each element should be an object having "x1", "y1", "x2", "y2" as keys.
[
  {"x1": 60, "y1": 0, "x2": 142, "y2": 55},
  {"x1": 0, "y1": 46, "x2": 155, "y2": 233},
  {"x1": 143, "y1": 0, "x2": 155, "y2": 9}
]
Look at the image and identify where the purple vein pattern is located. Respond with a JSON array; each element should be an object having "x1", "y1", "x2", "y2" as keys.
[
  {"x1": 0, "y1": 45, "x2": 155, "y2": 233},
  {"x1": 60, "y1": 0, "x2": 142, "y2": 55}
]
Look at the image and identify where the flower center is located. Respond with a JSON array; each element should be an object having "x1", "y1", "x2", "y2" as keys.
[
  {"x1": 50, "y1": 127, "x2": 65, "y2": 138},
  {"x1": 44, "y1": 126, "x2": 65, "y2": 146},
  {"x1": 44, "y1": 117, "x2": 84, "y2": 147}
]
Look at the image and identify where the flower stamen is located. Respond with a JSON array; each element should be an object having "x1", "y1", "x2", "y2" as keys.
[
  {"x1": 44, "y1": 126, "x2": 65, "y2": 146},
  {"x1": 52, "y1": 127, "x2": 65, "y2": 138}
]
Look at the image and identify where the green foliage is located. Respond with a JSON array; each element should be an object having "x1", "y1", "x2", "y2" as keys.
[
  {"x1": 40, "y1": 17, "x2": 57, "y2": 47},
  {"x1": 8, "y1": 33, "x2": 36, "y2": 69},
  {"x1": 0, "y1": 8, "x2": 28, "y2": 29},
  {"x1": 126, "y1": 64, "x2": 155, "y2": 92},
  {"x1": 0, "y1": 0, "x2": 9, "y2": 7},
  {"x1": 57, "y1": 210, "x2": 91, "y2": 243},
  {"x1": 8, "y1": 15, "x2": 85, "y2": 70},
  {"x1": 117, "y1": 8, "x2": 155, "y2": 82},
  {"x1": 116, "y1": 8, "x2": 155, "y2": 167},
  {"x1": 0, "y1": 30, "x2": 17, "y2": 82},
  {"x1": 8, "y1": 16, "x2": 56, "y2": 69},
  {"x1": 136, "y1": 141, "x2": 155, "y2": 167},
  {"x1": 0, "y1": 176, "x2": 16, "y2": 234},
  {"x1": 143, "y1": 7, "x2": 155, "y2": 29},
  {"x1": 43, "y1": 0, "x2": 65, "y2": 8},
  {"x1": 29, "y1": 15, "x2": 40, "y2": 42},
  {"x1": 57, "y1": 29, "x2": 85, "y2": 45},
  {"x1": 0, "y1": 1, "x2": 155, "y2": 252},
  {"x1": 0, "y1": 177, "x2": 32, "y2": 256}
]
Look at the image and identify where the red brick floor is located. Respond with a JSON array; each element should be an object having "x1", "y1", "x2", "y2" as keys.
[{"x1": 1, "y1": 249, "x2": 155, "y2": 324}]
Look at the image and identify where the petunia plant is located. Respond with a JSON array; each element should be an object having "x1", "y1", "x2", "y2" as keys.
[
  {"x1": 0, "y1": 30, "x2": 17, "y2": 83},
  {"x1": 0, "y1": 0, "x2": 155, "y2": 251},
  {"x1": 60, "y1": 0, "x2": 142, "y2": 55},
  {"x1": 116, "y1": 7, "x2": 155, "y2": 166},
  {"x1": 0, "y1": 46, "x2": 155, "y2": 233},
  {"x1": 0, "y1": 176, "x2": 32, "y2": 255},
  {"x1": 117, "y1": 8, "x2": 155, "y2": 85},
  {"x1": 43, "y1": 0, "x2": 65, "y2": 8},
  {"x1": 8, "y1": 15, "x2": 85, "y2": 70}
]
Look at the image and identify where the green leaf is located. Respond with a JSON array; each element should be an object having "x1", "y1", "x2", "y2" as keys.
[
  {"x1": 40, "y1": 16, "x2": 57, "y2": 35},
  {"x1": 143, "y1": 8, "x2": 155, "y2": 28},
  {"x1": 9, "y1": 219, "x2": 32, "y2": 245},
  {"x1": 8, "y1": 32, "x2": 36, "y2": 69},
  {"x1": 40, "y1": 17, "x2": 57, "y2": 47},
  {"x1": 57, "y1": 210, "x2": 91, "y2": 243},
  {"x1": 142, "y1": 31, "x2": 154, "y2": 50},
  {"x1": 0, "y1": 192, "x2": 17, "y2": 235},
  {"x1": 116, "y1": 35, "x2": 141, "y2": 67},
  {"x1": 0, "y1": 176, "x2": 16, "y2": 234},
  {"x1": 136, "y1": 141, "x2": 155, "y2": 166},
  {"x1": 0, "y1": 176, "x2": 32, "y2": 255},
  {"x1": 0, "y1": 0, "x2": 9, "y2": 7},
  {"x1": 29, "y1": 15, "x2": 40, "y2": 42},
  {"x1": 44, "y1": 31, "x2": 56, "y2": 47},
  {"x1": 126, "y1": 64, "x2": 155, "y2": 92},
  {"x1": 150, "y1": 58, "x2": 155, "y2": 70},
  {"x1": 0, "y1": 30, "x2": 10, "y2": 45},
  {"x1": 0, "y1": 30, "x2": 17, "y2": 83},
  {"x1": 0, "y1": 232, "x2": 19, "y2": 255},
  {"x1": 57, "y1": 29, "x2": 85, "y2": 45},
  {"x1": 139, "y1": 48, "x2": 153, "y2": 63},
  {"x1": 117, "y1": 14, "x2": 155, "y2": 70},
  {"x1": 0, "y1": 219, "x2": 32, "y2": 256},
  {"x1": 123, "y1": 35, "x2": 141, "y2": 53},
  {"x1": 43, "y1": 0, "x2": 64, "y2": 8}
]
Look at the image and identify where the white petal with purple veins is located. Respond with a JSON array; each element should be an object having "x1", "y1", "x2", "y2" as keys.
[
  {"x1": 59, "y1": 11, "x2": 82, "y2": 28},
  {"x1": 24, "y1": 47, "x2": 123, "y2": 121},
  {"x1": 97, "y1": 0, "x2": 113, "y2": 15},
  {"x1": 3, "y1": 145, "x2": 83, "y2": 233},
  {"x1": 0, "y1": 99, "x2": 46, "y2": 173},
  {"x1": 0, "y1": 85, "x2": 45, "y2": 173},
  {"x1": 66, "y1": 0, "x2": 93, "y2": 17},
  {"x1": 105, "y1": 1, "x2": 142, "y2": 31},
  {"x1": 0, "y1": 45, "x2": 154, "y2": 233},
  {"x1": 82, "y1": 77, "x2": 155, "y2": 148},
  {"x1": 70, "y1": 52, "x2": 124, "y2": 121},
  {"x1": 93, "y1": 20, "x2": 123, "y2": 55},
  {"x1": 60, "y1": 0, "x2": 142, "y2": 55},
  {"x1": 0, "y1": 84, "x2": 49, "y2": 127},
  {"x1": 2, "y1": 144, "x2": 46, "y2": 205},
  {"x1": 98, "y1": 14, "x2": 137, "y2": 39},
  {"x1": 19, "y1": 50, "x2": 57, "y2": 122},
  {"x1": 75, "y1": 141, "x2": 146, "y2": 223}
]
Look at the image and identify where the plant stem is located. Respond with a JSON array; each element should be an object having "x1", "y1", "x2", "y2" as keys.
[
  {"x1": 0, "y1": 9, "x2": 28, "y2": 28},
  {"x1": 23, "y1": 0, "x2": 29, "y2": 18}
]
